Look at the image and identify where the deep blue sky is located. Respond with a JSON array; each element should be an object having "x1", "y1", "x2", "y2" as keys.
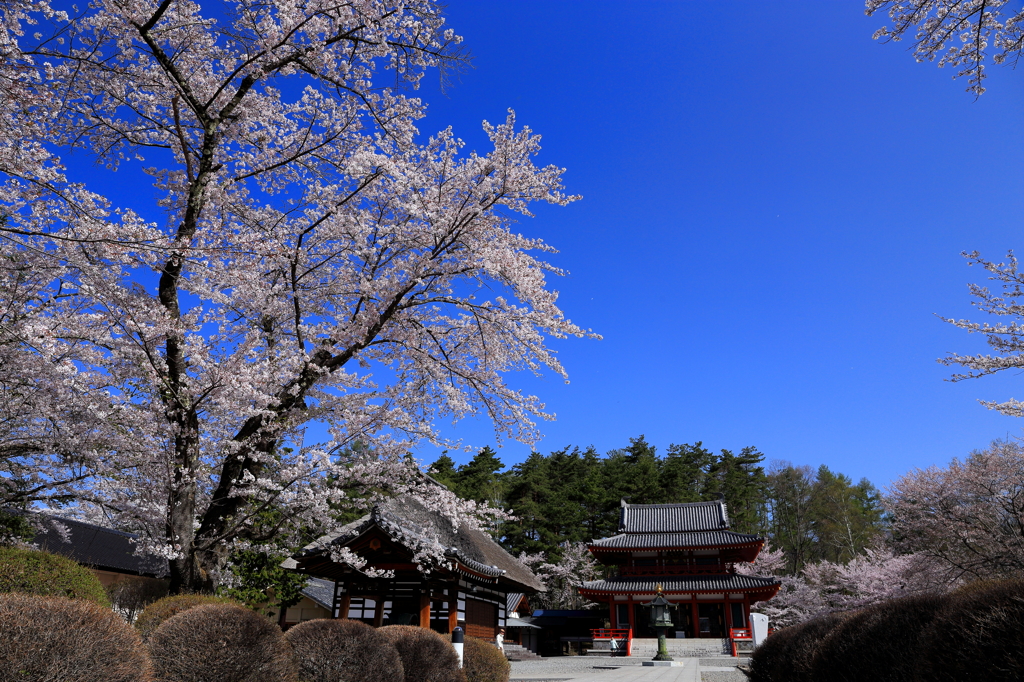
[{"x1": 408, "y1": 1, "x2": 1024, "y2": 489}]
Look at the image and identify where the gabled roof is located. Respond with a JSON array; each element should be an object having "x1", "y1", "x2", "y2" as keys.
[
  {"x1": 32, "y1": 516, "x2": 168, "y2": 578},
  {"x1": 287, "y1": 497, "x2": 543, "y2": 593},
  {"x1": 619, "y1": 499, "x2": 730, "y2": 533}
]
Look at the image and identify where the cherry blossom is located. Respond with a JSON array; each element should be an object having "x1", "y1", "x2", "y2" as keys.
[
  {"x1": 0, "y1": 1, "x2": 590, "y2": 592},
  {"x1": 867, "y1": 0, "x2": 1024, "y2": 96}
]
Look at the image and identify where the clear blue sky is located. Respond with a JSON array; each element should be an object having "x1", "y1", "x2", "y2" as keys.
[{"x1": 409, "y1": 1, "x2": 1024, "y2": 490}]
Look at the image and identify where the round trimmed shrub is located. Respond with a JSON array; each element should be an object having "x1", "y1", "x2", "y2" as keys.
[
  {"x1": 807, "y1": 593, "x2": 946, "y2": 682},
  {"x1": 0, "y1": 547, "x2": 109, "y2": 605},
  {"x1": 285, "y1": 618, "x2": 403, "y2": 682},
  {"x1": 148, "y1": 603, "x2": 298, "y2": 682},
  {"x1": 0, "y1": 592, "x2": 152, "y2": 682},
  {"x1": 379, "y1": 624, "x2": 466, "y2": 682},
  {"x1": 747, "y1": 612, "x2": 848, "y2": 682},
  {"x1": 914, "y1": 578, "x2": 1024, "y2": 682},
  {"x1": 135, "y1": 593, "x2": 238, "y2": 640},
  {"x1": 443, "y1": 634, "x2": 509, "y2": 682}
]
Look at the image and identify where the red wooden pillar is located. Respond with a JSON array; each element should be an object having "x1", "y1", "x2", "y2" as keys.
[
  {"x1": 336, "y1": 593, "x2": 351, "y2": 620},
  {"x1": 419, "y1": 591, "x2": 431, "y2": 628},
  {"x1": 724, "y1": 598, "x2": 733, "y2": 632},
  {"x1": 691, "y1": 598, "x2": 699, "y2": 638},
  {"x1": 610, "y1": 600, "x2": 617, "y2": 628},
  {"x1": 627, "y1": 596, "x2": 635, "y2": 634}
]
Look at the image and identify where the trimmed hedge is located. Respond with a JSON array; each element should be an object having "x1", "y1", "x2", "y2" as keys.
[
  {"x1": 807, "y1": 593, "x2": 946, "y2": 682},
  {"x1": 379, "y1": 625, "x2": 466, "y2": 682},
  {"x1": 0, "y1": 546, "x2": 109, "y2": 605},
  {"x1": 0, "y1": 592, "x2": 152, "y2": 682},
  {"x1": 135, "y1": 593, "x2": 238, "y2": 640},
  {"x1": 747, "y1": 612, "x2": 848, "y2": 682},
  {"x1": 444, "y1": 634, "x2": 510, "y2": 682},
  {"x1": 914, "y1": 578, "x2": 1024, "y2": 682},
  {"x1": 148, "y1": 603, "x2": 298, "y2": 682},
  {"x1": 285, "y1": 618, "x2": 404, "y2": 682}
]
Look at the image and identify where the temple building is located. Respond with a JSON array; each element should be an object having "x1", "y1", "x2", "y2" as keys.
[
  {"x1": 282, "y1": 497, "x2": 543, "y2": 640},
  {"x1": 578, "y1": 499, "x2": 781, "y2": 639}
]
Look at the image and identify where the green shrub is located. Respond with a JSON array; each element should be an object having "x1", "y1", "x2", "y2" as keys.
[
  {"x1": 135, "y1": 592, "x2": 237, "y2": 640},
  {"x1": 915, "y1": 578, "x2": 1024, "y2": 682},
  {"x1": 285, "y1": 618, "x2": 403, "y2": 682},
  {"x1": 379, "y1": 624, "x2": 466, "y2": 682},
  {"x1": 443, "y1": 634, "x2": 509, "y2": 682},
  {"x1": 747, "y1": 612, "x2": 848, "y2": 682},
  {"x1": 0, "y1": 592, "x2": 152, "y2": 682},
  {"x1": 807, "y1": 593, "x2": 946, "y2": 682},
  {"x1": 0, "y1": 546, "x2": 109, "y2": 605},
  {"x1": 148, "y1": 603, "x2": 298, "y2": 682}
]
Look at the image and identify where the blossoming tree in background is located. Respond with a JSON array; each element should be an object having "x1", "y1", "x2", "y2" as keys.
[
  {"x1": 867, "y1": 0, "x2": 1024, "y2": 96},
  {"x1": 0, "y1": 0, "x2": 590, "y2": 593}
]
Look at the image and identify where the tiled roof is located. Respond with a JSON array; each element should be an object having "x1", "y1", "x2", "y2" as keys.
[
  {"x1": 619, "y1": 500, "x2": 730, "y2": 533},
  {"x1": 300, "y1": 577, "x2": 336, "y2": 610},
  {"x1": 32, "y1": 516, "x2": 168, "y2": 578},
  {"x1": 579, "y1": 573, "x2": 781, "y2": 595},
  {"x1": 590, "y1": 530, "x2": 761, "y2": 550},
  {"x1": 289, "y1": 496, "x2": 543, "y2": 592}
]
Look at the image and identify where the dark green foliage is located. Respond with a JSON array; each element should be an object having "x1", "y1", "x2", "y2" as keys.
[
  {"x1": 747, "y1": 612, "x2": 848, "y2": 682},
  {"x1": 0, "y1": 547, "x2": 109, "y2": 605},
  {"x1": 915, "y1": 579, "x2": 1024, "y2": 682},
  {"x1": 0, "y1": 592, "x2": 153, "y2": 682},
  {"x1": 766, "y1": 463, "x2": 885, "y2": 573},
  {"x1": 148, "y1": 603, "x2": 298, "y2": 682},
  {"x1": 135, "y1": 593, "x2": 238, "y2": 640},
  {"x1": 0, "y1": 509, "x2": 34, "y2": 545},
  {"x1": 452, "y1": 634, "x2": 510, "y2": 682},
  {"x1": 286, "y1": 618, "x2": 403, "y2": 682},
  {"x1": 807, "y1": 593, "x2": 946, "y2": 682},
  {"x1": 378, "y1": 624, "x2": 466, "y2": 682},
  {"x1": 220, "y1": 549, "x2": 308, "y2": 615}
]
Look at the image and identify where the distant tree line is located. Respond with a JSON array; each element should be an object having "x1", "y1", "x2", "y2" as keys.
[{"x1": 427, "y1": 435, "x2": 885, "y2": 577}]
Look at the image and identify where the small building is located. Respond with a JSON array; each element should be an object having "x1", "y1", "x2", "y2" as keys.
[
  {"x1": 578, "y1": 499, "x2": 780, "y2": 639},
  {"x1": 32, "y1": 515, "x2": 168, "y2": 588},
  {"x1": 283, "y1": 497, "x2": 543, "y2": 640}
]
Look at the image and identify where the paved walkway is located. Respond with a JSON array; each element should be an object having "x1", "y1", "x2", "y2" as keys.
[{"x1": 510, "y1": 658, "x2": 701, "y2": 682}]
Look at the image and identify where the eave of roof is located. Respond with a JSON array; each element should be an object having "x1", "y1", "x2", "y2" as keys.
[
  {"x1": 578, "y1": 573, "x2": 781, "y2": 596},
  {"x1": 589, "y1": 530, "x2": 762, "y2": 551}
]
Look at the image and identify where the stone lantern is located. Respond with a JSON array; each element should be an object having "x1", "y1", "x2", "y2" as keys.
[{"x1": 643, "y1": 584, "x2": 674, "y2": 661}]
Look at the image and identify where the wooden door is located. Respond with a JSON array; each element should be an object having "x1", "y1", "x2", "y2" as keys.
[{"x1": 465, "y1": 598, "x2": 497, "y2": 639}]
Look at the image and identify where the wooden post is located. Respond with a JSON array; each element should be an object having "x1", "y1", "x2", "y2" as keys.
[
  {"x1": 337, "y1": 593, "x2": 351, "y2": 620},
  {"x1": 724, "y1": 599, "x2": 733, "y2": 632},
  {"x1": 448, "y1": 586, "x2": 459, "y2": 633},
  {"x1": 610, "y1": 600, "x2": 617, "y2": 629},
  {"x1": 627, "y1": 595, "x2": 635, "y2": 634},
  {"x1": 419, "y1": 590, "x2": 431, "y2": 628},
  {"x1": 691, "y1": 598, "x2": 699, "y2": 639}
]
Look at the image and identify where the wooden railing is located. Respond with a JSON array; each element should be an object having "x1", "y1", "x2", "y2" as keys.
[
  {"x1": 729, "y1": 627, "x2": 753, "y2": 657},
  {"x1": 591, "y1": 628, "x2": 632, "y2": 656}
]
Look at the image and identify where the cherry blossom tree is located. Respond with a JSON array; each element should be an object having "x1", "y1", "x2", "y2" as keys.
[
  {"x1": 887, "y1": 439, "x2": 1024, "y2": 581},
  {"x1": 742, "y1": 542, "x2": 945, "y2": 627},
  {"x1": 0, "y1": 0, "x2": 589, "y2": 593},
  {"x1": 518, "y1": 542, "x2": 600, "y2": 610},
  {"x1": 866, "y1": 0, "x2": 1024, "y2": 96}
]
